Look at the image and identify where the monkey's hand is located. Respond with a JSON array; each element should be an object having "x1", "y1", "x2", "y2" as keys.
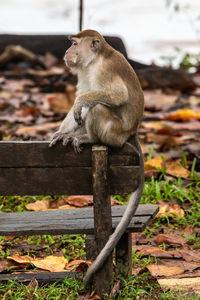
[{"x1": 73, "y1": 102, "x2": 84, "y2": 126}]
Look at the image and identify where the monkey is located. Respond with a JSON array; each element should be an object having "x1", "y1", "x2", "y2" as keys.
[{"x1": 49, "y1": 29, "x2": 144, "y2": 287}]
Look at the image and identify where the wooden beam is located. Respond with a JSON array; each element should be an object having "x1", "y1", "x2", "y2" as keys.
[{"x1": 92, "y1": 145, "x2": 113, "y2": 297}]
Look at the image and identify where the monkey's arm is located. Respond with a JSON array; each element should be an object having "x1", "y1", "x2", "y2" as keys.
[
  {"x1": 74, "y1": 89, "x2": 127, "y2": 125},
  {"x1": 49, "y1": 108, "x2": 80, "y2": 147}
]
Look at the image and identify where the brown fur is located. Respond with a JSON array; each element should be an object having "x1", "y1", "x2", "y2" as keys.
[{"x1": 50, "y1": 30, "x2": 144, "y2": 287}]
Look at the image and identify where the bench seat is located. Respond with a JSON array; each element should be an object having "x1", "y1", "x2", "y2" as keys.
[{"x1": 0, "y1": 205, "x2": 158, "y2": 236}]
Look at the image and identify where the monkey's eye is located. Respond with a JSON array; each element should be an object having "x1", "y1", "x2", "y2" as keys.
[{"x1": 72, "y1": 41, "x2": 78, "y2": 46}]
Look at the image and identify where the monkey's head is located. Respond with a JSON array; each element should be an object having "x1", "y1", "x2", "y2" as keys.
[{"x1": 64, "y1": 30, "x2": 105, "y2": 70}]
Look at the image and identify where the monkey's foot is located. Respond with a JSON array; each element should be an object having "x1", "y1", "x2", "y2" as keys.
[
  {"x1": 72, "y1": 137, "x2": 83, "y2": 153},
  {"x1": 49, "y1": 132, "x2": 72, "y2": 147}
]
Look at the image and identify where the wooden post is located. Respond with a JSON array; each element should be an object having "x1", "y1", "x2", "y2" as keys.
[
  {"x1": 79, "y1": 0, "x2": 83, "y2": 31},
  {"x1": 92, "y1": 145, "x2": 113, "y2": 297},
  {"x1": 116, "y1": 232, "x2": 132, "y2": 279}
]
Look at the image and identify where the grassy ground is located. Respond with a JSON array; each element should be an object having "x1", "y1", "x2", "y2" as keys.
[{"x1": 0, "y1": 175, "x2": 199, "y2": 299}]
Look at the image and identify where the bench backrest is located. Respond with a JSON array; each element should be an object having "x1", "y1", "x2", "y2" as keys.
[{"x1": 0, "y1": 141, "x2": 139, "y2": 195}]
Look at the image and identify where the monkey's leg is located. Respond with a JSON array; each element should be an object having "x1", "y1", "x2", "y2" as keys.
[
  {"x1": 72, "y1": 134, "x2": 96, "y2": 153},
  {"x1": 86, "y1": 104, "x2": 130, "y2": 147}
]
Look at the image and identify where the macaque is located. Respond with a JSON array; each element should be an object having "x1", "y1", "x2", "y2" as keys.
[{"x1": 50, "y1": 29, "x2": 144, "y2": 287}]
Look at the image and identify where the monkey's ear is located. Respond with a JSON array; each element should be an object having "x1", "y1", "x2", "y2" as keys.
[{"x1": 91, "y1": 39, "x2": 100, "y2": 51}]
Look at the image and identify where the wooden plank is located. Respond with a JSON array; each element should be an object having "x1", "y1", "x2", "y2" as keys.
[
  {"x1": 0, "y1": 141, "x2": 139, "y2": 167},
  {"x1": 0, "y1": 271, "x2": 77, "y2": 283},
  {"x1": 0, "y1": 166, "x2": 139, "y2": 195},
  {"x1": 0, "y1": 212, "x2": 150, "y2": 235},
  {"x1": 116, "y1": 233, "x2": 132, "y2": 278},
  {"x1": 92, "y1": 145, "x2": 113, "y2": 297},
  {"x1": 0, "y1": 205, "x2": 159, "y2": 221}
]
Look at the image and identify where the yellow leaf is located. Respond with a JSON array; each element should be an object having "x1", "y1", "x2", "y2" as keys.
[
  {"x1": 156, "y1": 203, "x2": 185, "y2": 218},
  {"x1": 32, "y1": 255, "x2": 67, "y2": 272},
  {"x1": 165, "y1": 108, "x2": 200, "y2": 122},
  {"x1": 144, "y1": 157, "x2": 163, "y2": 171},
  {"x1": 165, "y1": 161, "x2": 190, "y2": 178}
]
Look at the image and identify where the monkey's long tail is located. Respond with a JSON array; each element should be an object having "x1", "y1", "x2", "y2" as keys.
[{"x1": 83, "y1": 136, "x2": 144, "y2": 287}]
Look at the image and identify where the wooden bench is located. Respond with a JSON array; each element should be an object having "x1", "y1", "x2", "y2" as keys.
[{"x1": 0, "y1": 138, "x2": 158, "y2": 297}]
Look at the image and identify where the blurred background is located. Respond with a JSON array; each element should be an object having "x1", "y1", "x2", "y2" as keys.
[{"x1": 0, "y1": 0, "x2": 199, "y2": 66}]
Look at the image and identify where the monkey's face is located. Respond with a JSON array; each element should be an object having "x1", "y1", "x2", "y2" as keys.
[{"x1": 64, "y1": 37, "x2": 100, "y2": 70}]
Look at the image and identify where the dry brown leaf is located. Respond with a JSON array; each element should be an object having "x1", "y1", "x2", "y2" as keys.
[
  {"x1": 158, "y1": 277, "x2": 200, "y2": 293},
  {"x1": 64, "y1": 195, "x2": 93, "y2": 208},
  {"x1": 32, "y1": 255, "x2": 67, "y2": 272},
  {"x1": 137, "y1": 247, "x2": 175, "y2": 258},
  {"x1": 47, "y1": 93, "x2": 73, "y2": 113},
  {"x1": 8, "y1": 254, "x2": 32, "y2": 264},
  {"x1": 147, "y1": 264, "x2": 184, "y2": 277},
  {"x1": 165, "y1": 161, "x2": 190, "y2": 178},
  {"x1": 154, "y1": 234, "x2": 186, "y2": 246},
  {"x1": 144, "y1": 90, "x2": 177, "y2": 111},
  {"x1": 15, "y1": 121, "x2": 61, "y2": 136},
  {"x1": 178, "y1": 250, "x2": 200, "y2": 262},
  {"x1": 156, "y1": 203, "x2": 185, "y2": 218},
  {"x1": 26, "y1": 199, "x2": 51, "y2": 211},
  {"x1": 147, "y1": 133, "x2": 183, "y2": 146},
  {"x1": 165, "y1": 108, "x2": 200, "y2": 122},
  {"x1": 8, "y1": 254, "x2": 67, "y2": 272},
  {"x1": 65, "y1": 259, "x2": 88, "y2": 272},
  {"x1": 0, "y1": 259, "x2": 15, "y2": 273}
]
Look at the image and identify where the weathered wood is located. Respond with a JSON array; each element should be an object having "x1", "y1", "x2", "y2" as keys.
[
  {"x1": 116, "y1": 233, "x2": 132, "y2": 278},
  {"x1": 0, "y1": 211, "x2": 150, "y2": 236},
  {"x1": 0, "y1": 166, "x2": 139, "y2": 195},
  {"x1": 85, "y1": 235, "x2": 97, "y2": 261},
  {"x1": 0, "y1": 141, "x2": 138, "y2": 167},
  {"x1": 0, "y1": 271, "x2": 77, "y2": 283},
  {"x1": 92, "y1": 145, "x2": 113, "y2": 297}
]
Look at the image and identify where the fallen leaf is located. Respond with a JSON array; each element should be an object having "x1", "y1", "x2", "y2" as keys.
[
  {"x1": 47, "y1": 93, "x2": 73, "y2": 113},
  {"x1": 147, "y1": 133, "x2": 183, "y2": 146},
  {"x1": 158, "y1": 277, "x2": 200, "y2": 293},
  {"x1": 58, "y1": 204, "x2": 77, "y2": 210},
  {"x1": 154, "y1": 234, "x2": 186, "y2": 246},
  {"x1": 26, "y1": 199, "x2": 51, "y2": 211},
  {"x1": 144, "y1": 90, "x2": 177, "y2": 111},
  {"x1": 165, "y1": 161, "x2": 190, "y2": 178},
  {"x1": 137, "y1": 247, "x2": 175, "y2": 258},
  {"x1": 7, "y1": 254, "x2": 32, "y2": 264},
  {"x1": 0, "y1": 259, "x2": 15, "y2": 273},
  {"x1": 32, "y1": 255, "x2": 67, "y2": 272},
  {"x1": 64, "y1": 195, "x2": 93, "y2": 208},
  {"x1": 65, "y1": 259, "x2": 88, "y2": 272},
  {"x1": 144, "y1": 156, "x2": 163, "y2": 171},
  {"x1": 15, "y1": 121, "x2": 61, "y2": 137},
  {"x1": 178, "y1": 250, "x2": 200, "y2": 262},
  {"x1": 147, "y1": 264, "x2": 184, "y2": 277},
  {"x1": 165, "y1": 108, "x2": 200, "y2": 122},
  {"x1": 8, "y1": 254, "x2": 67, "y2": 272},
  {"x1": 156, "y1": 203, "x2": 185, "y2": 218}
]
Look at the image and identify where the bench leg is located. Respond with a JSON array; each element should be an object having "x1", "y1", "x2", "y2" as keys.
[
  {"x1": 92, "y1": 145, "x2": 113, "y2": 297},
  {"x1": 116, "y1": 232, "x2": 132, "y2": 279}
]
